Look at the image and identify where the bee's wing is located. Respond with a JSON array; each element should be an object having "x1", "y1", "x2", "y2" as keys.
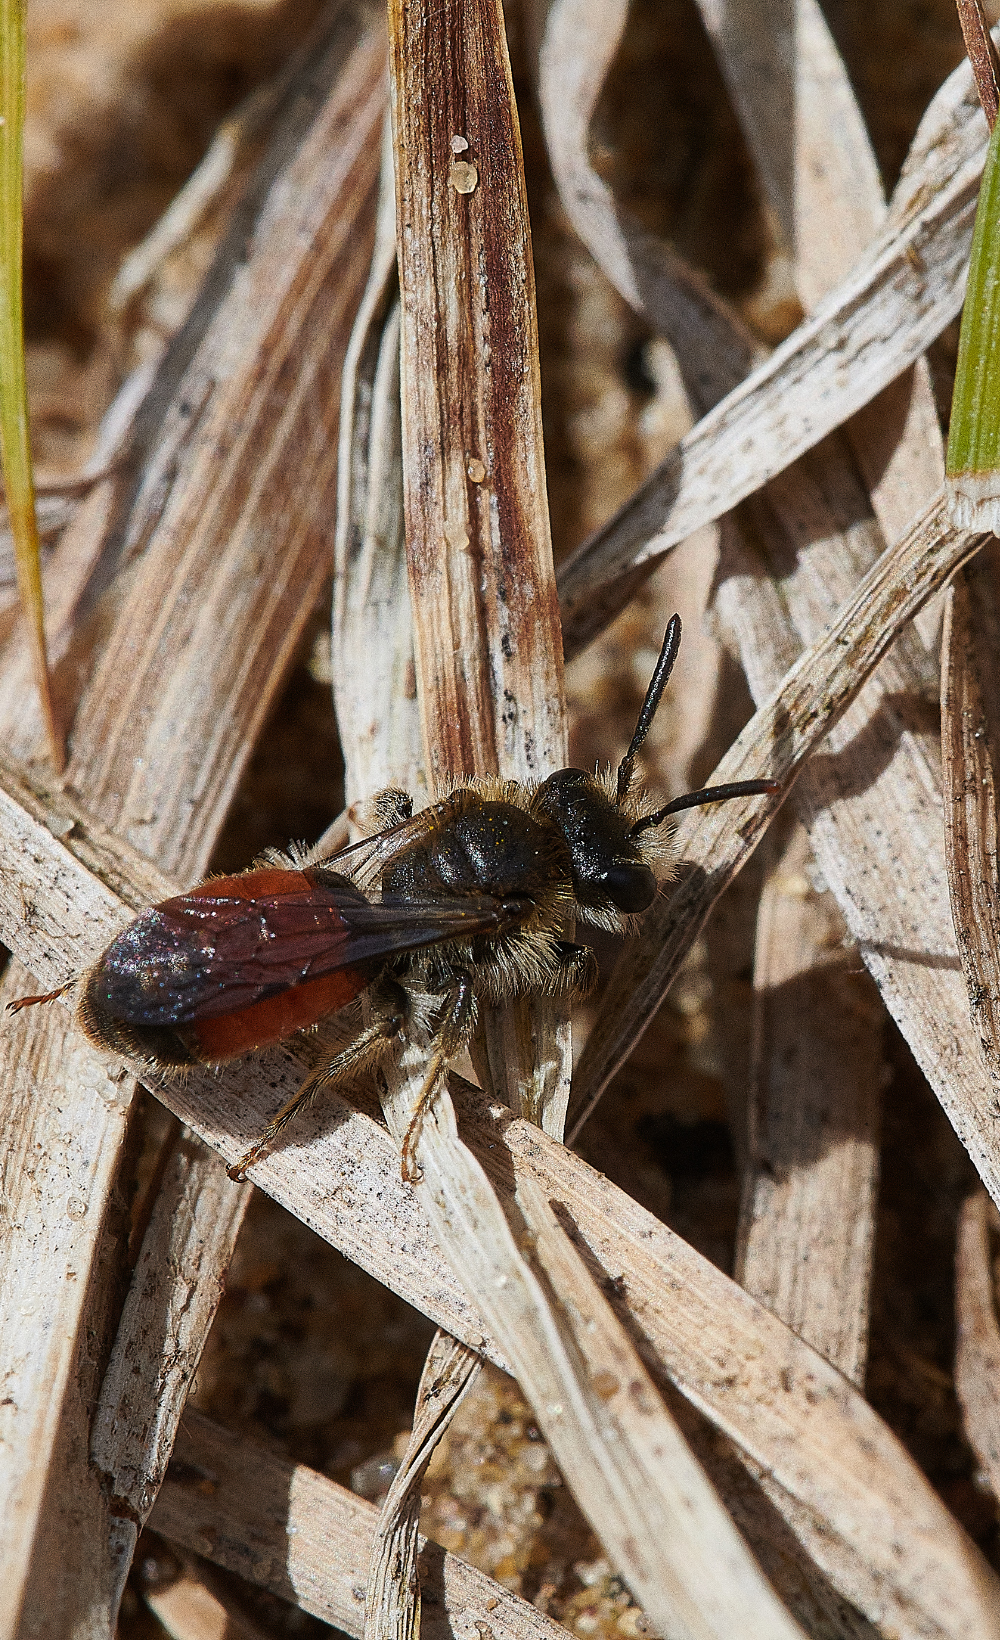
[
  {"x1": 313, "y1": 802, "x2": 454, "y2": 892},
  {"x1": 94, "y1": 867, "x2": 505, "y2": 1027}
]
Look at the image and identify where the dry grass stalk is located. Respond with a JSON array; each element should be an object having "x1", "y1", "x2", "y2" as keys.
[
  {"x1": 0, "y1": 953, "x2": 136, "y2": 1640},
  {"x1": 389, "y1": 0, "x2": 564, "y2": 787},
  {"x1": 333, "y1": 138, "x2": 422, "y2": 812},
  {"x1": 571, "y1": 490, "x2": 984, "y2": 1130},
  {"x1": 715, "y1": 462, "x2": 1000, "y2": 1200},
  {"x1": 704, "y1": 0, "x2": 928, "y2": 1395},
  {"x1": 88, "y1": 1140, "x2": 252, "y2": 1602},
  {"x1": 942, "y1": 548, "x2": 1000, "y2": 1101},
  {"x1": 556, "y1": 42, "x2": 986, "y2": 655},
  {"x1": 0, "y1": 752, "x2": 996, "y2": 1629},
  {"x1": 381, "y1": 0, "x2": 810, "y2": 1627},
  {"x1": 388, "y1": 0, "x2": 571, "y2": 1134},
  {"x1": 364, "y1": 1333, "x2": 481, "y2": 1640},
  {"x1": 955, "y1": 1191, "x2": 1000, "y2": 1496},
  {"x1": 536, "y1": 0, "x2": 762, "y2": 414},
  {"x1": 148, "y1": 1405, "x2": 578, "y2": 1640},
  {"x1": 0, "y1": 12, "x2": 384, "y2": 1632},
  {"x1": 736, "y1": 818, "x2": 882, "y2": 1385}
]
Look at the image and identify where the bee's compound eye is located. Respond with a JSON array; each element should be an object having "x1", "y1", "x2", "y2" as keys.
[{"x1": 600, "y1": 862, "x2": 656, "y2": 913}]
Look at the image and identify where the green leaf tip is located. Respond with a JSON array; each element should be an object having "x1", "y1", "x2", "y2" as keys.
[{"x1": 948, "y1": 112, "x2": 1000, "y2": 528}]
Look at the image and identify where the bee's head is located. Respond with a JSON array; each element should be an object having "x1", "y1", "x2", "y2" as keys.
[
  {"x1": 531, "y1": 767, "x2": 658, "y2": 915},
  {"x1": 533, "y1": 616, "x2": 780, "y2": 920}
]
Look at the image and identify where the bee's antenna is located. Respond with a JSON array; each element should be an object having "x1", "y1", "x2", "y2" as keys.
[
  {"x1": 629, "y1": 777, "x2": 781, "y2": 837},
  {"x1": 615, "y1": 614, "x2": 683, "y2": 806}
]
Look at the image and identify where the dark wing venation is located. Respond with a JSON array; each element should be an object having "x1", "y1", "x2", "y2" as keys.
[
  {"x1": 95, "y1": 879, "x2": 506, "y2": 1026},
  {"x1": 315, "y1": 803, "x2": 456, "y2": 890}
]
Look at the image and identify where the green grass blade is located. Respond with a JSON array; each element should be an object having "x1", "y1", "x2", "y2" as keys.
[
  {"x1": 0, "y1": 0, "x2": 63, "y2": 768},
  {"x1": 947, "y1": 109, "x2": 1000, "y2": 529}
]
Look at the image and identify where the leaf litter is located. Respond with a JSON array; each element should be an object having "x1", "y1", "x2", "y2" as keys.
[{"x1": 5, "y1": 0, "x2": 1000, "y2": 1637}]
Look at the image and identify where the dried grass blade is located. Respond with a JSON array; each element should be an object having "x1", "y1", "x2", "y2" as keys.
[
  {"x1": 569, "y1": 491, "x2": 984, "y2": 1134},
  {"x1": 0, "y1": 15, "x2": 386, "y2": 1629},
  {"x1": 735, "y1": 819, "x2": 882, "y2": 1385},
  {"x1": 536, "y1": 0, "x2": 761, "y2": 414},
  {"x1": 0, "y1": 776, "x2": 994, "y2": 1630},
  {"x1": 518, "y1": 1176, "x2": 807, "y2": 1640},
  {"x1": 707, "y1": 0, "x2": 910, "y2": 1391},
  {"x1": 387, "y1": 0, "x2": 569, "y2": 1129},
  {"x1": 55, "y1": 26, "x2": 385, "y2": 876},
  {"x1": 955, "y1": 1191, "x2": 1000, "y2": 1496},
  {"x1": 364, "y1": 1333, "x2": 480, "y2": 1640},
  {"x1": 382, "y1": 1078, "x2": 805, "y2": 1639},
  {"x1": 941, "y1": 551, "x2": 1000, "y2": 1098},
  {"x1": 491, "y1": 1102, "x2": 1000, "y2": 1637},
  {"x1": 87, "y1": 1140, "x2": 252, "y2": 1604},
  {"x1": 107, "y1": 18, "x2": 327, "y2": 316},
  {"x1": 0, "y1": 956, "x2": 133, "y2": 1640},
  {"x1": 149, "y1": 1407, "x2": 577, "y2": 1640},
  {"x1": 557, "y1": 52, "x2": 986, "y2": 656},
  {"x1": 332, "y1": 135, "x2": 424, "y2": 810},
  {"x1": 712, "y1": 463, "x2": 1000, "y2": 1217},
  {"x1": 389, "y1": 0, "x2": 564, "y2": 785}
]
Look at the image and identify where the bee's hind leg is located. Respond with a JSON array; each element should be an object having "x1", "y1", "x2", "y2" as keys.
[
  {"x1": 228, "y1": 981, "x2": 408, "y2": 1180},
  {"x1": 400, "y1": 970, "x2": 476, "y2": 1184}
]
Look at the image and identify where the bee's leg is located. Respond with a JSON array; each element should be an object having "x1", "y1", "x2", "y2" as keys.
[
  {"x1": 400, "y1": 970, "x2": 476, "y2": 1183},
  {"x1": 540, "y1": 942, "x2": 599, "y2": 1000},
  {"x1": 227, "y1": 981, "x2": 408, "y2": 1180},
  {"x1": 7, "y1": 980, "x2": 75, "y2": 1014}
]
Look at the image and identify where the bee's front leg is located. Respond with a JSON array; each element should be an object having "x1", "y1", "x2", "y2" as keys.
[{"x1": 546, "y1": 941, "x2": 599, "y2": 999}]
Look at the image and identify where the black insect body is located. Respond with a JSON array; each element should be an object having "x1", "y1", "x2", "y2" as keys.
[{"x1": 11, "y1": 617, "x2": 776, "y2": 1179}]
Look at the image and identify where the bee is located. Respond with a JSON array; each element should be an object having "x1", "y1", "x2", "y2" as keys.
[{"x1": 10, "y1": 616, "x2": 777, "y2": 1179}]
